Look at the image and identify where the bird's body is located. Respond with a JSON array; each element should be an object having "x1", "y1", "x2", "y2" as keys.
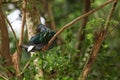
[
  {"x1": 29, "y1": 31, "x2": 55, "y2": 45},
  {"x1": 21, "y1": 24, "x2": 56, "y2": 52}
]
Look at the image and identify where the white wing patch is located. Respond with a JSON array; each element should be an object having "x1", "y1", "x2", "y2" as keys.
[
  {"x1": 40, "y1": 16, "x2": 46, "y2": 25},
  {"x1": 27, "y1": 45, "x2": 35, "y2": 52}
]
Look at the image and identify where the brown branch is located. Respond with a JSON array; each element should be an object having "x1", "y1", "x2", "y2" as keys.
[
  {"x1": 0, "y1": 74, "x2": 9, "y2": 80},
  {"x1": 46, "y1": 0, "x2": 114, "y2": 49},
  {"x1": 26, "y1": 0, "x2": 38, "y2": 40},
  {"x1": 0, "y1": 48, "x2": 1, "y2": 55},
  {"x1": 0, "y1": 1, "x2": 14, "y2": 77},
  {"x1": 80, "y1": 0, "x2": 118, "y2": 80},
  {"x1": 26, "y1": 0, "x2": 43, "y2": 77},
  {"x1": 12, "y1": 0, "x2": 27, "y2": 76},
  {"x1": 0, "y1": 6, "x2": 13, "y2": 67},
  {"x1": 0, "y1": 0, "x2": 2, "y2": 4},
  {"x1": 4, "y1": 16, "x2": 21, "y2": 75},
  {"x1": 2, "y1": 1, "x2": 26, "y2": 76},
  {"x1": 19, "y1": 0, "x2": 27, "y2": 48},
  {"x1": 76, "y1": 0, "x2": 91, "y2": 50},
  {"x1": 80, "y1": 31, "x2": 106, "y2": 80},
  {"x1": 0, "y1": 45, "x2": 2, "y2": 57},
  {"x1": 104, "y1": 0, "x2": 117, "y2": 30},
  {"x1": 3, "y1": 15, "x2": 21, "y2": 75},
  {"x1": 4, "y1": 15, "x2": 18, "y2": 45}
]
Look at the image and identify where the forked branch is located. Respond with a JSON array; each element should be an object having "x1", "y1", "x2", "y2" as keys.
[{"x1": 46, "y1": 0, "x2": 114, "y2": 49}]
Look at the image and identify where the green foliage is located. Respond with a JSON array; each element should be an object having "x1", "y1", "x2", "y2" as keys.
[
  {"x1": 23, "y1": 42, "x2": 78, "y2": 80},
  {"x1": 1, "y1": 0, "x2": 120, "y2": 80}
]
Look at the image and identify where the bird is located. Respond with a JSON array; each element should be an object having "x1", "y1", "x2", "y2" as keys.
[{"x1": 21, "y1": 24, "x2": 56, "y2": 52}]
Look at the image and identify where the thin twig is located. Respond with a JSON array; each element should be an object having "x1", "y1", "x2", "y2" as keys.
[
  {"x1": 0, "y1": 74, "x2": 9, "y2": 80},
  {"x1": 104, "y1": 0, "x2": 117, "y2": 30},
  {"x1": 19, "y1": 0, "x2": 27, "y2": 47},
  {"x1": 3, "y1": 15, "x2": 17, "y2": 42},
  {"x1": 12, "y1": 0, "x2": 27, "y2": 76},
  {"x1": 0, "y1": 46, "x2": 2, "y2": 56},
  {"x1": 18, "y1": 60, "x2": 31, "y2": 76},
  {"x1": 46, "y1": 0, "x2": 114, "y2": 49},
  {"x1": 3, "y1": 14, "x2": 19, "y2": 49},
  {"x1": 106, "y1": 22, "x2": 120, "y2": 38},
  {"x1": 76, "y1": 0, "x2": 91, "y2": 52}
]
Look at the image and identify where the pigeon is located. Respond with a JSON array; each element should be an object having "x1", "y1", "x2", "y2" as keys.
[{"x1": 21, "y1": 24, "x2": 56, "y2": 52}]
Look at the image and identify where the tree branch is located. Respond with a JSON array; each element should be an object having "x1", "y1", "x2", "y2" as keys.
[
  {"x1": 25, "y1": 0, "x2": 43, "y2": 77},
  {"x1": 0, "y1": 74, "x2": 9, "y2": 80},
  {"x1": 80, "y1": 0, "x2": 118, "y2": 80},
  {"x1": 19, "y1": 0, "x2": 27, "y2": 51},
  {"x1": 0, "y1": 45, "x2": 2, "y2": 56},
  {"x1": 3, "y1": 11, "x2": 20, "y2": 64},
  {"x1": 0, "y1": 5, "x2": 13, "y2": 66},
  {"x1": 3, "y1": 14, "x2": 19, "y2": 50},
  {"x1": 46, "y1": 0, "x2": 114, "y2": 49},
  {"x1": 76, "y1": 0, "x2": 91, "y2": 50},
  {"x1": 12, "y1": 0, "x2": 27, "y2": 76},
  {"x1": 104, "y1": 0, "x2": 117, "y2": 30}
]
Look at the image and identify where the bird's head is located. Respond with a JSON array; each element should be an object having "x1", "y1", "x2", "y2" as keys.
[{"x1": 35, "y1": 24, "x2": 50, "y2": 33}]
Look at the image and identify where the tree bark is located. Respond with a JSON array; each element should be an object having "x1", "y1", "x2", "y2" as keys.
[
  {"x1": 76, "y1": 0, "x2": 91, "y2": 52},
  {"x1": 0, "y1": 4, "x2": 13, "y2": 77},
  {"x1": 26, "y1": 0, "x2": 43, "y2": 78},
  {"x1": 79, "y1": 31, "x2": 106, "y2": 80},
  {"x1": 26, "y1": 12, "x2": 36, "y2": 40},
  {"x1": 0, "y1": 5, "x2": 13, "y2": 67}
]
